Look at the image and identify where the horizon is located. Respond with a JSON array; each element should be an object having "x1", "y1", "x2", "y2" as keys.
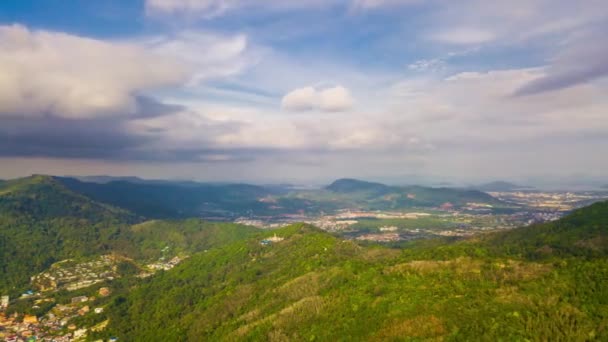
[
  {"x1": 0, "y1": 1, "x2": 607, "y2": 182},
  {"x1": 3, "y1": 173, "x2": 607, "y2": 191}
]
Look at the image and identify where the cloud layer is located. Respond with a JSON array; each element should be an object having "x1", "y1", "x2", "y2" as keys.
[
  {"x1": 0, "y1": 24, "x2": 187, "y2": 119},
  {"x1": 281, "y1": 86, "x2": 354, "y2": 112},
  {"x1": 1, "y1": 0, "x2": 608, "y2": 183}
]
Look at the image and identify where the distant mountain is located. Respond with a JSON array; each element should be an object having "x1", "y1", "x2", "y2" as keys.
[
  {"x1": 474, "y1": 181, "x2": 533, "y2": 192},
  {"x1": 57, "y1": 177, "x2": 276, "y2": 219},
  {"x1": 0, "y1": 175, "x2": 134, "y2": 222},
  {"x1": 325, "y1": 178, "x2": 392, "y2": 195},
  {"x1": 73, "y1": 175, "x2": 210, "y2": 188},
  {"x1": 322, "y1": 178, "x2": 506, "y2": 209},
  {"x1": 73, "y1": 175, "x2": 149, "y2": 184},
  {"x1": 46, "y1": 177, "x2": 511, "y2": 218},
  {"x1": 101, "y1": 201, "x2": 608, "y2": 341}
]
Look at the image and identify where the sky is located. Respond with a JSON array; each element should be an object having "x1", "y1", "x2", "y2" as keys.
[{"x1": 0, "y1": 0, "x2": 607, "y2": 185}]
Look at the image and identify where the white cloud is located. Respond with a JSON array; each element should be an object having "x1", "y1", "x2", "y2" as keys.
[
  {"x1": 145, "y1": 0, "x2": 234, "y2": 18},
  {"x1": 142, "y1": 31, "x2": 254, "y2": 85},
  {"x1": 430, "y1": 28, "x2": 495, "y2": 45},
  {"x1": 388, "y1": 67, "x2": 608, "y2": 145},
  {"x1": 145, "y1": 0, "x2": 339, "y2": 18},
  {"x1": 281, "y1": 86, "x2": 354, "y2": 112},
  {"x1": 281, "y1": 87, "x2": 318, "y2": 111},
  {"x1": 0, "y1": 24, "x2": 187, "y2": 119},
  {"x1": 319, "y1": 86, "x2": 354, "y2": 112},
  {"x1": 351, "y1": 0, "x2": 426, "y2": 10},
  {"x1": 408, "y1": 58, "x2": 445, "y2": 72}
]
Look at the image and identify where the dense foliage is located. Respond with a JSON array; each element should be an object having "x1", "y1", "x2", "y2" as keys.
[
  {"x1": 100, "y1": 202, "x2": 608, "y2": 341},
  {"x1": 58, "y1": 177, "x2": 275, "y2": 218},
  {"x1": 2, "y1": 175, "x2": 607, "y2": 341},
  {"x1": 0, "y1": 176, "x2": 136, "y2": 293},
  {"x1": 0, "y1": 176, "x2": 258, "y2": 294}
]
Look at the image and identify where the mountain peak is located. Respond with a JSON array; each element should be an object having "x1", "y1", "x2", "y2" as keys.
[{"x1": 325, "y1": 178, "x2": 390, "y2": 193}]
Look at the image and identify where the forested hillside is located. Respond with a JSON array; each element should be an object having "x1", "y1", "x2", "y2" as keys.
[
  {"x1": 289, "y1": 178, "x2": 509, "y2": 211},
  {"x1": 100, "y1": 202, "x2": 608, "y2": 341},
  {"x1": 58, "y1": 177, "x2": 274, "y2": 218},
  {"x1": 0, "y1": 176, "x2": 258, "y2": 294},
  {"x1": 54, "y1": 177, "x2": 510, "y2": 220},
  {"x1": 0, "y1": 176, "x2": 136, "y2": 292}
]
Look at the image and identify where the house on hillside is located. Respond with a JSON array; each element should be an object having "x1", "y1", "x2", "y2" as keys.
[
  {"x1": 71, "y1": 296, "x2": 88, "y2": 304},
  {"x1": 260, "y1": 234, "x2": 284, "y2": 245}
]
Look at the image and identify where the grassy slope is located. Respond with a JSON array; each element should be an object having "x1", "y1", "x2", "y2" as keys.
[{"x1": 102, "y1": 202, "x2": 608, "y2": 341}]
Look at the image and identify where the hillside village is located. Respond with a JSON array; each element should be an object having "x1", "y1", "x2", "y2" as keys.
[{"x1": 0, "y1": 253, "x2": 186, "y2": 341}]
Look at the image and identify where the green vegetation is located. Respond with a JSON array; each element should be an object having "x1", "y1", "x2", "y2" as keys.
[
  {"x1": 2, "y1": 175, "x2": 607, "y2": 341},
  {"x1": 57, "y1": 176, "x2": 511, "y2": 220},
  {"x1": 128, "y1": 219, "x2": 258, "y2": 260},
  {"x1": 99, "y1": 201, "x2": 608, "y2": 341},
  {"x1": 58, "y1": 177, "x2": 274, "y2": 218},
  {"x1": 0, "y1": 176, "x2": 136, "y2": 293},
  {"x1": 282, "y1": 178, "x2": 511, "y2": 212},
  {"x1": 0, "y1": 176, "x2": 258, "y2": 294},
  {"x1": 484, "y1": 199, "x2": 608, "y2": 258}
]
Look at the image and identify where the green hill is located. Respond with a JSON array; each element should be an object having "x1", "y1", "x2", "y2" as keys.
[
  {"x1": 127, "y1": 219, "x2": 258, "y2": 261},
  {"x1": 100, "y1": 202, "x2": 608, "y2": 341},
  {"x1": 306, "y1": 178, "x2": 507, "y2": 210},
  {"x1": 57, "y1": 177, "x2": 275, "y2": 218},
  {"x1": 485, "y1": 200, "x2": 608, "y2": 258},
  {"x1": 51, "y1": 177, "x2": 508, "y2": 219},
  {"x1": 326, "y1": 178, "x2": 392, "y2": 195},
  {"x1": 0, "y1": 176, "x2": 259, "y2": 294},
  {"x1": 0, "y1": 175, "x2": 136, "y2": 292}
]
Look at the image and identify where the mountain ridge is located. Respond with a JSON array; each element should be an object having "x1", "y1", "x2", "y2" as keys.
[{"x1": 100, "y1": 200, "x2": 608, "y2": 341}]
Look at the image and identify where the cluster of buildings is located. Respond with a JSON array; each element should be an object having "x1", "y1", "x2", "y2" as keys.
[
  {"x1": 356, "y1": 233, "x2": 401, "y2": 242},
  {"x1": 31, "y1": 256, "x2": 119, "y2": 292},
  {"x1": 146, "y1": 256, "x2": 184, "y2": 272},
  {"x1": 0, "y1": 312, "x2": 43, "y2": 342},
  {"x1": 490, "y1": 191, "x2": 607, "y2": 211},
  {"x1": 0, "y1": 287, "x2": 112, "y2": 341}
]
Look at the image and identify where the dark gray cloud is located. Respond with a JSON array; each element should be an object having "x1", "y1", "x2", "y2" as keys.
[
  {"x1": 132, "y1": 96, "x2": 186, "y2": 119},
  {"x1": 514, "y1": 26, "x2": 608, "y2": 96},
  {"x1": 0, "y1": 96, "x2": 187, "y2": 161},
  {"x1": 514, "y1": 62, "x2": 608, "y2": 96},
  {"x1": 0, "y1": 95, "x2": 278, "y2": 163},
  {"x1": 0, "y1": 117, "x2": 151, "y2": 159},
  {"x1": 0, "y1": 117, "x2": 261, "y2": 162}
]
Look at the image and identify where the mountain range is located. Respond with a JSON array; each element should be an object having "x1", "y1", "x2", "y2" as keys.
[
  {"x1": 99, "y1": 201, "x2": 608, "y2": 341},
  {"x1": 2, "y1": 175, "x2": 607, "y2": 340},
  {"x1": 10, "y1": 176, "x2": 512, "y2": 220}
]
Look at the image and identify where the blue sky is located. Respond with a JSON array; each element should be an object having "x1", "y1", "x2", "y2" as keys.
[{"x1": 0, "y1": 0, "x2": 607, "y2": 185}]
